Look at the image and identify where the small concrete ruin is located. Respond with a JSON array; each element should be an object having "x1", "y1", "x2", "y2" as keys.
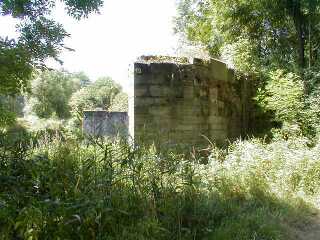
[
  {"x1": 82, "y1": 56, "x2": 254, "y2": 146},
  {"x1": 83, "y1": 110, "x2": 128, "y2": 138},
  {"x1": 134, "y1": 56, "x2": 253, "y2": 146}
]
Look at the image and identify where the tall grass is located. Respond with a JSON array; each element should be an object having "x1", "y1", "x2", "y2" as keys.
[{"x1": 0, "y1": 129, "x2": 319, "y2": 239}]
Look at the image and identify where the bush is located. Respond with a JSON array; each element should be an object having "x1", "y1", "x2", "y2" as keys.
[
  {"x1": 69, "y1": 77, "x2": 126, "y2": 117},
  {"x1": 1, "y1": 131, "x2": 318, "y2": 239},
  {"x1": 256, "y1": 69, "x2": 320, "y2": 138},
  {"x1": 257, "y1": 70, "x2": 304, "y2": 125},
  {"x1": 27, "y1": 70, "x2": 83, "y2": 119}
]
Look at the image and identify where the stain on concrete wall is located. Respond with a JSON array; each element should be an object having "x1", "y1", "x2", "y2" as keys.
[
  {"x1": 134, "y1": 56, "x2": 251, "y2": 146},
  {"x1": 83, "y1": 111, "x2": 128, "y2": 138}
]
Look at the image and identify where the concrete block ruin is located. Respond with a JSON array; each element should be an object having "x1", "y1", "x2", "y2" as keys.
[
  {"x1": 134, "y1": 56, "x2": 252, "y2": 147},
  {"x1": 81, "y1": 56, "x2": 255, "y2": 146},
  {"x1": 83, "y1": 111, "x2": 128, "y2": 138}
]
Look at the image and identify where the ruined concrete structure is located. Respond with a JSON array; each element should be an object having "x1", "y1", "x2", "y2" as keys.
[
  {"x1": 83, "y1": 111, "x2": 128, "y2": 138},
  {"x1": 81, "y1": 56, "x2": 254, "y2": 146},
  {"x1": 134, "y1": 56, "x2": 252, "y2": 146}
]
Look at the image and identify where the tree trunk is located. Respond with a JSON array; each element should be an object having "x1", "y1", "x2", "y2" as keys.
[
  {"x1": 308, "y1": 0, "x2": 316, "y2": 68},
  {"x1": 286, "y1": 0, "x2": 306, "y2": 69},
  {"x1": 293, "y1": 1, "x2": 305, "y2": 69},
  {"x1": 309, "y1": 18, "x2": 312, "y2": 68}
]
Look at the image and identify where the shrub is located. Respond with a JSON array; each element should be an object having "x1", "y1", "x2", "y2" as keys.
[
  {"x1": 257, "y1": 69, "x2": 320, "y2": 138},
  {"x1": 27, "y1": 70, "x2": 83, "y2": 119},
  {"x1": 0, "y1": 132, "x2": 317, "y2": 239},
  {"x1": 258, "y1": 70, "x2": 304, "y2": 125}
]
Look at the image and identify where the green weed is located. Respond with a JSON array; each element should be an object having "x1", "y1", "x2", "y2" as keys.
[{"x1": 0, "y1": 131, "x2": 318, "y2": 239}]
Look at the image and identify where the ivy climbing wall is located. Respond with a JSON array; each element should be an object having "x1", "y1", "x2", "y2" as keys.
[{"x1": 134, "y1": 56, "x2": 251, "y2": 147}]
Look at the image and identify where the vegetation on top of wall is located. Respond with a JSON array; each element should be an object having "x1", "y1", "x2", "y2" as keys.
[{"x1": 137, "y1": 55, "x2": 190, "y2": 64}]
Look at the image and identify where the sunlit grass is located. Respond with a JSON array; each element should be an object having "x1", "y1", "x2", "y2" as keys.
[{"x1": 0, "y1": 129, "x2": 319, "y2": 239}]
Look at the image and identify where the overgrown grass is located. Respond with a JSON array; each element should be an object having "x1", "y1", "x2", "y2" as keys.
[{"x1": 0, "y1": 129, "x2": 319, "y2": 239}]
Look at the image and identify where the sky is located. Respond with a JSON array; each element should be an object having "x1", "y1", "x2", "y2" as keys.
[{"x1": 0, "y1": 0, "x2": 179, "y2": 93}]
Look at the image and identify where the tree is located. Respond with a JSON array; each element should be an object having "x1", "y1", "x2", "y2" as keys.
[
  {"x1": 0, "y1": 38, "x2": 34, "y2": 95},
  {"x1": 0, "y1": 95, "x2": 24, "y2": 127},
  {"x1": 109, "y1": 92, "x2": 129, "y2": 112},
  {"x1": 72, "y1": 71, "x2": 91, "y2": 88},
  {"x1": 28, "y1": 70, "x2": 86, "y2": 119},
  {"x1": 0, "y1": 0, "x2": 103, "y2": 96},
  {"x1": 175, "y1": 0, "x2": 320, "y2": 137},
  {"x1": 175, "y1": 0, "x2": 320, "y2": 75},
  {"x1": 0, "y1": 102, "x2": 16, "y2": 127},
  {"x1": 69, "y1": 77, "x2": 128, "y2": 117}
]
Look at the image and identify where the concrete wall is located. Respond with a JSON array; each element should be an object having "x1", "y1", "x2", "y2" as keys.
[
  {"x1": 83, "y1": 111, "x2": 128, "y2": 138},
  {"x1": 134, "y1": 57, "x2": 250, "y2": 147}
]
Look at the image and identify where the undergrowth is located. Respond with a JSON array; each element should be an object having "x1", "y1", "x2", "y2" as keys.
[{"x1": 0, "y1": 129, "x2": 319, "y2": 239}]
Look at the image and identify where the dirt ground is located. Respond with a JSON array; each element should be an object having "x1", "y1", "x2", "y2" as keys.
[{"x1": 286, "y1": 212, "x2": 320, "y2": 240}]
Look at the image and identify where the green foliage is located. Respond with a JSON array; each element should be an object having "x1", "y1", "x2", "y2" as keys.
[
  {"x1": 18, "y1": 17, "x2": 70, "y2": 65},
  {"x1": 255, "y1": 69, "x2": 320, "y2": 137},
  {"x1": 109, "y1": 92, "x2": 129, "y2": 112},
  {"x1": 258, "y1": 70, "x2": 304, "y2": 124},
  {"x1": 0, "y1": 0, "x2": 103, "y2": 127},
  {"x1": 0, "y1": 105, "x2": 16, "y2": 128},
  {"x1": 28, "y1": 70, "x2": 84, "y2": 119},
  {"x1": 0, "y1": 95, "x2": 25, "y2": 128},
  {"x1": 0, "y1": 38, "x2": 33, "y2": 95},
  {"x1": 0, "y1": 130, "x2": 318, "y2": 239},
  {"x1": 69, "y1": 77, "x2": 127, "y2": 116},
  {"x1": 0, "y1": 0, "x2": 103, "y2": 96},
  {"x1": 72, "y1": 71, "x2": 91, "y2": 87},
  {"x1": 175, "y1": 0, "x2": 320, "y2": 72},
  {"x1": 176, "y1": 0, "x2": 320, "y2": 137},
  {"x1": 211, "y1": 137, "x2": 320, "y2": 198}
]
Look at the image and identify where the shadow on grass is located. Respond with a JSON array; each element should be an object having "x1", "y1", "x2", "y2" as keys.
[{"x1": 0, "y1": 130, "x2": 317, "y2": 240}]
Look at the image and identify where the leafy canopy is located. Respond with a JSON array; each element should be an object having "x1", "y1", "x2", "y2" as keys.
[
  {"x1": 0, "y1": 0, "x2": 103, "y2": 95},
  {"x1": 27, "y1": 70, "x2": 86, "y2": 119},
  {"x1": 175, "y1": 0, "x2": 320, "y2": 137},
  {"x1": 175, "y1": 0, "x2": 320, "y2": 73},
  {"x1": 69, "y1": 77, "x2": 128, "y2": 117}
]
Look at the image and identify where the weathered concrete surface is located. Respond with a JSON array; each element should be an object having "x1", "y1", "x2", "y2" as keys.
[
  {"x1": 134, "y1": 56, "x2": 252, "y2": 146},
  {"x1": 83, "y1": 111, "x2": 128, "y2": 138}
]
